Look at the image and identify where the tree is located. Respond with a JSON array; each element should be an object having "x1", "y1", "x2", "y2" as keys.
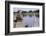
[{"x1": 29, "y1": 10, "x2": 32, "y2": 13}]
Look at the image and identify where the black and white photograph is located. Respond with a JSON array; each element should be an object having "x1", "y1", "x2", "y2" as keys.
[{"x1": 5, "y1": 1, "x2": 45, "y2": 35}]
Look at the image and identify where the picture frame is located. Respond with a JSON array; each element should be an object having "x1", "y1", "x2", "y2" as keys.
[{"x1": 5, "y1": 1, "x2": 45, "y2": 35}]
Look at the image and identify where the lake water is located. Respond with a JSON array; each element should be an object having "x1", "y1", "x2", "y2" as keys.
[
  {"x1": 14, "y1": 15, "x2": 39, "y2": 27},
  {"x1": 22, "y1": 16, "x2": 39, "y2": 27}
]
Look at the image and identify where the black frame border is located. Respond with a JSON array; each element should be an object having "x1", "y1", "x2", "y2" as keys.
[{"x1": 5, "y1": 1, "x2": 45, "y2": 35}]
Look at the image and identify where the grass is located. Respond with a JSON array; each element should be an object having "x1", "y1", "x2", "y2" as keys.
[
  {"x1": 14, "y1": 12, "x2": 39, "y2": 17},
  {"x1": 22, "y1": 13, "x2": 39, "y2": 16}
]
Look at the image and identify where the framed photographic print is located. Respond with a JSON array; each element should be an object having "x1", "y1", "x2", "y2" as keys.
[{"x1": 5, "y1": 1, "x2": 45, "y2": 35}]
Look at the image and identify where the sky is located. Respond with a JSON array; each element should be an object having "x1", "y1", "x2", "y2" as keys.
[{"x1": 13, "y1": 8, "x2": 39, "y2": 12}]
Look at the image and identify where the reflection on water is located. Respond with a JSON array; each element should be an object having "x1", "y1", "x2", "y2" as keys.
[
  {"x1": 22, "y1": 16, "x2": 32, "y2": 27},
  {"x1": 22, "y1": 16, "x2": 39, "y2": 27},
  {"x1": 13, "y1": 15, "x2": 39, "y2": 28}
]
